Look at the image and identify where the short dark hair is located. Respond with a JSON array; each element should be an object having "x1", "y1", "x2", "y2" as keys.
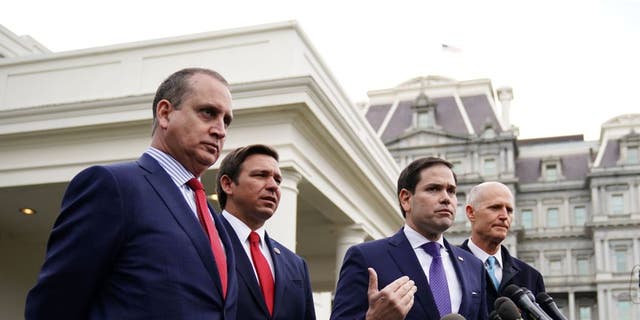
[
  {"x1": 216, "y1": 144, "x2": 279, "y2": 209},
  {"x1": 397, "y1": 156, "x2": 456, "y2": 217},
  {"x1": 151, "y1": 67, "x2": 228, "y2": 133}
]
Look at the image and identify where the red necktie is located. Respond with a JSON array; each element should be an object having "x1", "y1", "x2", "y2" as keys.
[
  {"x1": 249, "y1": 231, "x2": 274, "y2": 315},
  {"x1": 187, "y1": 178, "x2": 227, "y2": 298}
]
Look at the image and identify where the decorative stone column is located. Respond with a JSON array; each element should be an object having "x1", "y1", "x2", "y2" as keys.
[
  {"x1": 568, "y1": 291, "x2": 575, "y2": 320},
  {"x1": 265, "y1": 168, "x2": 302, "y2": 251},
  {"x1": 334, "y1": 224, "x2": 368, "y2": 284}
]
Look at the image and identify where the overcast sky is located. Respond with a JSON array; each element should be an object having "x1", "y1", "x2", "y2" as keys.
[{"x1": 2, "y1": 0, "x2": 639, "y2": 140}]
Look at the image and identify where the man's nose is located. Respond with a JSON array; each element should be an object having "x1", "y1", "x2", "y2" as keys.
[{"x1": 209, "y1": 117, "x2": 227, "y2": 139}]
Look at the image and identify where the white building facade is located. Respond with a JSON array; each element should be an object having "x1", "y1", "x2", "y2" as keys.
[{"x1": 363, "y1": 76, "x2": 640, "y2": 320}]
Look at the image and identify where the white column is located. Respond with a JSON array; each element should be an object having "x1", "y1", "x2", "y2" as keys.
[
  {"x1": 265, "y1": 168, "x2": 302, "y2": 251},
  {"x1": 566, "y1": 249, "x2": 573, "y2": 275},
  {"x1": 597, "y1": 289, "x2": 606, "y2": 320},
  {"x1": 634, "y1": 237, "x2": 640, "y2": 266},
  {"x1": 564, "y1": 199, "x2": 571, "y2": 230},
  {"x1": 603, "y1": 239, "x2": 610, "y2": 272},
  {"x1": 567, "y1": 291, "x2": 575, "y2": 320},
  {"x1": 591, "y1": 186, "x2": 600, "y2": 217},
  {"x1": 335, "y1": 224, "x2": 368, "y2": 284},
  {"x1": 539, "y1": 251, "x2": 545, "y2": 274},
  {"x1": 595, "y1": 238, "x2": 603, "y2": 271}
]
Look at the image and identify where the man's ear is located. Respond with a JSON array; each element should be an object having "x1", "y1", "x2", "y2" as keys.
[
  {"x1": 399, "y1": 188, "x2": 412, "y2": 213},
  {"x1": 219, "y1": 175, "x2": 234, "y2": 195},
  {"x1": 155, "y1": 99, "x2": 173, "y2": 130},
  {"x1": 465, "y1": 205, "x2": 475, "y2": 222}
]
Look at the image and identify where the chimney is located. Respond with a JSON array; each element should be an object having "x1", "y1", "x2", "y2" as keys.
[{"x1": 496, "y1": 87, "x2": 513, "y2": 130}]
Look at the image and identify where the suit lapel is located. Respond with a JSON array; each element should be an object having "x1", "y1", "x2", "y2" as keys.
[
  {"x1": 266, "y1": 233, "x2": 286, "y2": 318},
  {"x1": 137, "y1": 154, "x2": 225, "y2": 298},
  {"x1": 499, "y1": 246, "x2": 519, "y2": 291},
  {"x1": 446, "y1": 240, "x2": 474, "y2": 315},
  {"x1": 387, "y1": 230, "x2": 440, "y2": 320},
  {"x1": 220, "y1": 216, "x2": 269, "y2": 316}
]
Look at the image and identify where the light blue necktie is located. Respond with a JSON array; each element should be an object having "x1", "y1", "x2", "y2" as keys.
[
  {"x1": 422, "y1": 242, "x2": 451, "y2": 317},
  {"x1": 486, "y1": 256, "x2": 500, "y2": 290}
]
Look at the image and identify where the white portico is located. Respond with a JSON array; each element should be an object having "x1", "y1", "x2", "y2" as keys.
[{"x1": 0, "y1": 22, "x2": 403, "y2": 319}]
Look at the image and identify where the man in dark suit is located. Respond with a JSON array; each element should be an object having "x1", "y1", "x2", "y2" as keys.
[
  {"x1": 331, "y1": 157, "x2": 488, "y2": 320},
  {"x1": 460, "y1": 181, "x2": 545, "y2": 312},
  {"x1": 217, "y1": 144, "x2": 316, "y2": 320},
  {"x1": 25, "y1": 68, "x2": 238, "y2": 319}
]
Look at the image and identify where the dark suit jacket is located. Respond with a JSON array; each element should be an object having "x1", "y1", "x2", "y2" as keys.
[
  {"x1": 331, "y1": 228, "x2": 488, "y2": 320},
  {"x1": 460, "y1": 239, "x2": 545, "y2": 312},
  {"x1": 25, "y1": 154, "x2": 238, "y2": 319},
  {"x1": 221, "y1": 216, "x2": 316, "y2": 320}
]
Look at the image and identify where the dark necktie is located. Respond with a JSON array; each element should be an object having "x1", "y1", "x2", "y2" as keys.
[
  {"x1": 249, "y1": 231, "x2": 275, "y2": 316},
  {"x1": 187, "y1": 178, "x2": 227, "y2": 298},
  {"x1": 486, "y1": 256, "x2": 500, "y2": 290},
  {"x1": 422, "y1": 241, "x2": 451, "y2": 317}
]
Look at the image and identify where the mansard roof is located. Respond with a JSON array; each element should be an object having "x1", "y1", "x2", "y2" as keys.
[{"x1": 364, "y1": 77, "x2": 504, "y2": 143}]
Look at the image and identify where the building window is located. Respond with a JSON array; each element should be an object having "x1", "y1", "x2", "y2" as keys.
[
  {"x1": 546, "y1": 208, "x2": 560, "y2": 227},
  {"x1": 417, "y1": 111, "x2": 434, "y2": 128},
  {"x1": 549, "y1": 258, "x2": 563, "y2": 275},
  {"x1": 613, "y1": 248, "x2": 628, "y2": 273},
  {"x1": 627, "y1": 146, "x2": 639, "y2": 164},
  {"x1": 574, "y1": 206, "x2": 587, "y2": 226},
  {"x1": 616, "y1": 300, "x2": 631, "y2": 320},
  {"x1": 576, "y1": 257, "x2": 589, "y2": 275},
  {"x1": 483, "y1": 158, "x2": 497, "y2": 176},
  {"x1": 521, "y1": 209, "x2": 533, "y2": 229},
  {"x1": 578, "y1": 306, "x2": 591, "y2": 320},
  {"x1": 450, "y1": 160, "x2": 464, "y2": 174},
  {"x1": 545, "y1": 164, "x2": 558, "y2": 181},
  {"x1": 610, "y1": 194, "x2": 625, "y2": 215}
]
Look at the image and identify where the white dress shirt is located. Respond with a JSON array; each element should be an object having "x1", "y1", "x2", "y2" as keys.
[
  {"x1": 466, "y1": 237, "x2": 504, "y2": 283},
  {"x1": 222, "y1": 211, "x2": 275, "y2": 279},
  {"x1": 404, "y1": 224, "x2": 462, "y2": 313}
]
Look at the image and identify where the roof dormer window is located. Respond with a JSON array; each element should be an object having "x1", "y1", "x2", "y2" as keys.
[
  {"x1": 540, "y1": 157, "x2": 564, "y2": 182},
  {"x1": 412, "y1": 92, "x2": 438, "y2": 129},
  {"x1": 618, "y1": 129, "x2": 640, "y2": 165}
]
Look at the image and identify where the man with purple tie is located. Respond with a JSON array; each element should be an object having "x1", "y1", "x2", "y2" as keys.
[{"x1": 331, "y1": 157, "x2": 488, "y2": 320}]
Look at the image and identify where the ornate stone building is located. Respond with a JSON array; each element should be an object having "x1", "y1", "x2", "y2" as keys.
[{"x1": 363, "y1": 76, "x2": 640, "y2": 320}]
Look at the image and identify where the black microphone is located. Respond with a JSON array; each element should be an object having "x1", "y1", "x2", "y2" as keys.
[
  {"x1": 535, "y1": 292, "x2": 567, "y2": 320},
  {"x1": 494, "y1": 297, "x2": 523, "y2": 320},
  {"x1": 523, "y1": 288, "x2": 551, "y2": 319},
  {"x1": 504, "y1": 285, "x2": 552, "y2": 320},
  {"x1": 440, "y1": 313, "x2": 466, "y2": 320},
  {"x1": 489, "y1": 310, "x2": 503, "y2": 320}
]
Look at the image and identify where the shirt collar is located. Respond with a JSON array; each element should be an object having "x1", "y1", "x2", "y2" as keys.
[
  {"x1": 403, "y1": 224, "x2": 446, "y2": 250},
  {"x1": 222, "y1": 210, "x2": 267, "y2": 246},
  {"x1": 145, "y1": 147, "x2": 195, "y2": 186},
  {"x1": 467, "y1": 237, "x2": 503, "y2": 267}
]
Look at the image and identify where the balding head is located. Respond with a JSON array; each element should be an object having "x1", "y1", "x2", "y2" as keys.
[{"x1": 465, "y1": 181, "x2": 514, "y2": 254}]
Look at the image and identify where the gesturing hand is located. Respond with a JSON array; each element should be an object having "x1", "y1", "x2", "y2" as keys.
[{"x1": 365, "y1": 268, "x2": 417, "y2": 320}]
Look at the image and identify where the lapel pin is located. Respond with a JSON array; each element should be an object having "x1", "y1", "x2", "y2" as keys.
[
  {"x1": 458, "y1": 256, "x2": 464, "y2": 261},
  {"x1": 274, "y1": 247, "x2": 281, "y2": 255}
]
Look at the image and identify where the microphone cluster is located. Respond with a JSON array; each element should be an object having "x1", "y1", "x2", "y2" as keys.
[{"x1": 498, "y1": 284, "x2": 567, "y2": 320}]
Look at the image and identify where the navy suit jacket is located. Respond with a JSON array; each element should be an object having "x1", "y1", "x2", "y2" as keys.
[
  {"x1": 331, "y1": 229, "x2": 488, "y2": 320},
  {"x1": 26, "y1": 154, "x2": 238, "y2": 319},
  {"x1": 460, "y1": 239, "x2": 545, "y2": 312},
  {"x1": 221, "y1": 216, "x2": 316, "y2": 320}
]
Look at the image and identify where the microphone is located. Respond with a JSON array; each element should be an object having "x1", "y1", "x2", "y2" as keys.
[
  {"x1": 504, "y1": 285, "x2": 552, "y2": 320},
  {"x1": 523, "y1": 287, "x2": 551, "y2": 319},
  {"x1": 535, "y1": 292, "x2": 567, "y2": 320},
  {"x1": 440, "y1": 314, "x2": 466, "y2": 320},
  {"x1": 494, "y1": 296, "x2": 523, "y2": 320}
]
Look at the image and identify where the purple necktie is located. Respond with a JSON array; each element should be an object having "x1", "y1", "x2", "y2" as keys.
[{"x1": 422, "y1": 242, "x2": 451, "y2": 317}]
